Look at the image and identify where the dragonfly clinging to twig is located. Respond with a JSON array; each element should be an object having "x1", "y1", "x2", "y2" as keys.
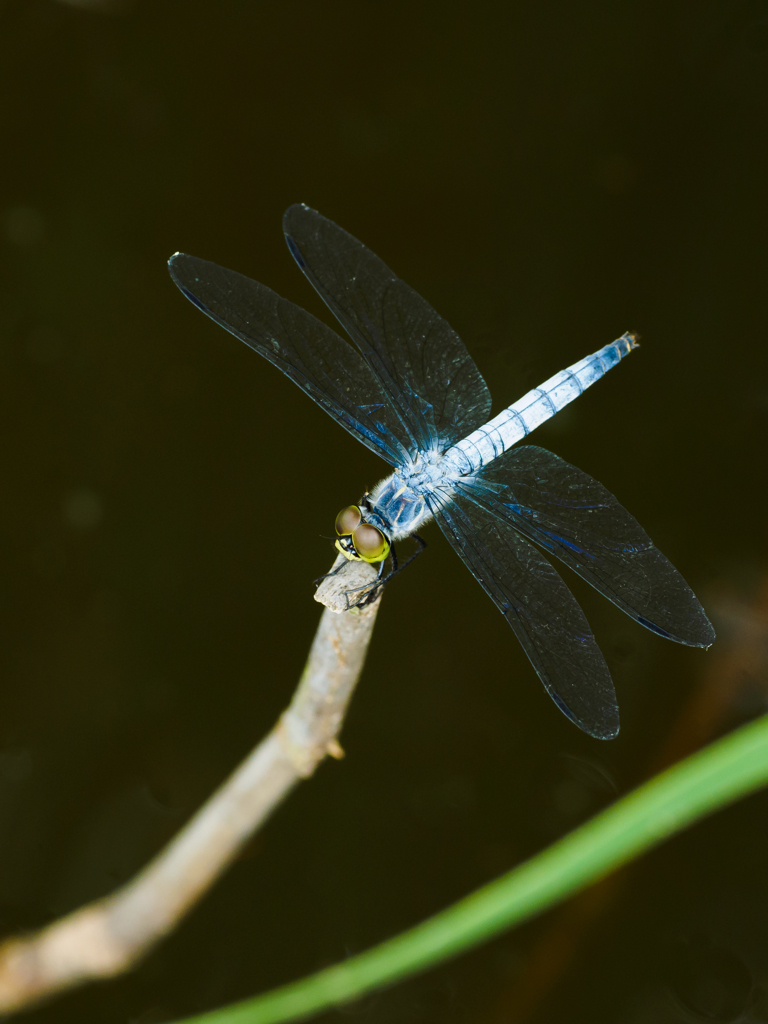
[{"x1": 168, "y1": 205, "x2": 715, "y2": 740}]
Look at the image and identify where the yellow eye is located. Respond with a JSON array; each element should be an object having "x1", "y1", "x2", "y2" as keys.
[
  {"x1": 352, "y1": 524, "x2": 390, "y2": 563},
  {"x1": 335, "y1": 505, "x2": 362, "y2": 536}
]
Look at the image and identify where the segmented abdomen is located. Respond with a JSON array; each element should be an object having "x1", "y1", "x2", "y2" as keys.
[{"x1": 443, "y1": 332, "x2": 638, "y2": 475}]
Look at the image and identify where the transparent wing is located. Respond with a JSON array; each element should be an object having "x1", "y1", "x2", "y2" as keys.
[
  {"x1": 283, "y1": 204, "x2": 492, "y2": 456},
  {"x1": 168, "y1": 253, "x2": 412, "y2": 468},
  {"x1": 429, "y1": 486, "x2": 619, "y2": 740},
  {"x1": 470, "y1": 445, "x2": 715, "y2": 647}
]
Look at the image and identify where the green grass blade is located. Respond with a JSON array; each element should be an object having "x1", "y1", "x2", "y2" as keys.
[{"x1": 175, "y1": 713, "x2": 768, "y2": 1024}]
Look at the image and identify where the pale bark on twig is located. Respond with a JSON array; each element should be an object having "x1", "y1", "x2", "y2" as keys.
[{"x1": 0, "y1": 556, "x2": 379, "y2": 1015}]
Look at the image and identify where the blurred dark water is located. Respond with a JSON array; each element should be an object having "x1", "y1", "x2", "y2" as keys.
[{"x1": 0, "y1": 1, "x2": 767, "y2": 1021}]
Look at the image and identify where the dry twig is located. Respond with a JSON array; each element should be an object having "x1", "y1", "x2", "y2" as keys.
[{"x1": 0, "y1": 556, "x2": 380, "y2": 1014}]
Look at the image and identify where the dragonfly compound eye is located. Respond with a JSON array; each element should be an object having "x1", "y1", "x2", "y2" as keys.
[
  {"x1": 335, "y1": 505, "x2": 362, "y2": 536},
  {"x1": 352, "y1": 524, "x2": 390, "y2": 563}
]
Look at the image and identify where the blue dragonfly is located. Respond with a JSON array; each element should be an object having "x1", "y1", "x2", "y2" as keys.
[{"x1": 168, "y1": 205, "x2": 715, "y2": 740}]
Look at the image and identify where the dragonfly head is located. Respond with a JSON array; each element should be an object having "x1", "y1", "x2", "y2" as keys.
[{"x1": 334, "y1": 505, "x2": 391, "y2": 564}]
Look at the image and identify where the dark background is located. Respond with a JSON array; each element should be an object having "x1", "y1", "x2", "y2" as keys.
[{"x1": 1, "y1": 1, "x2": 767, "y2": 1022}]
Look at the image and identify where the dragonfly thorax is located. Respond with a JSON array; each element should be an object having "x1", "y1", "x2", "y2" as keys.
[{"x1": 370, "y1": 452, "x2": 457, "y2": 542}]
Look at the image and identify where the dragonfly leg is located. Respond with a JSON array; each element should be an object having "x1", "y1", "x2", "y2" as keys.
[
  {"x1": 313, "y1": 562, "x2": 344, "y2": 588},
  {"x1": 342, "y1": 559, "x2": 387, "y2": 609},
  {"x1": 343, "y1": 533, "x2": 428, "y2": 607},
  {"x1": 378, "y1": 533, "x2": 427, "y2": 588}
]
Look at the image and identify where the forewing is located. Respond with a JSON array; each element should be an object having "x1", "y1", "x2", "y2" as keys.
[
  {"x1": 168, "y1": 253, "x2": 411, "y2": 467},
  {"x1": 283, "y1": 204, "x2": 492, "y2": 455},
  {"x1": 472, "y1": 445, "x2": 715, "y2": 647},
  {"x1": 429, "y1": 486, "x2": 619, "y2": 739}
]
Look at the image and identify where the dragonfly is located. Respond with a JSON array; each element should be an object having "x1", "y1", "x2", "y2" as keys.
[{"x1": 168, "y1": 204, "x2": 715, "y2": 740}]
